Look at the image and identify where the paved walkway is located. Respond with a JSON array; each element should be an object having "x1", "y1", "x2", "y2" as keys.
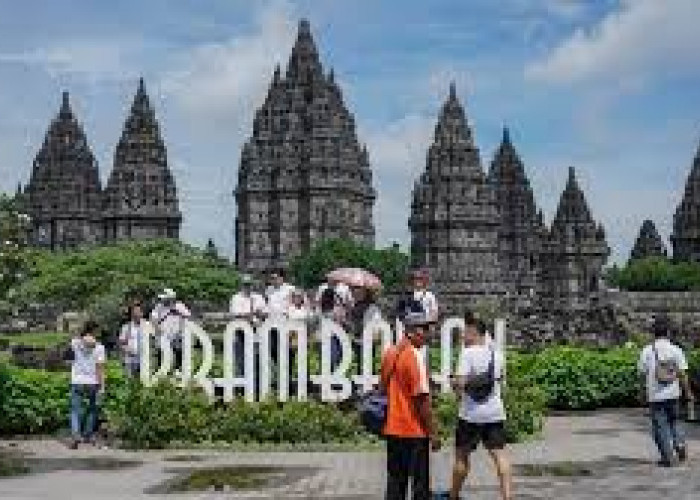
[{"x1": 1, "y1": 409, "x2": 699, "y2": 499}]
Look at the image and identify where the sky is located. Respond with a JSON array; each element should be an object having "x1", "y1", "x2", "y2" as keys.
[{"x1": 0, "y1": 0, "x2": 698, "y2": 264}]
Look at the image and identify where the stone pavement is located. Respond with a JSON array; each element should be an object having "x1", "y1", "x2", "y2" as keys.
[{"x1": 1, "y1": 409, "x2": 699, "y2": 499}]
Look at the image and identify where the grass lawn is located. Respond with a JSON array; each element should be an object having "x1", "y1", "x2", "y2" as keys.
[{"x1": 0, "y1": 332, "x2": 70, "y2": 348}]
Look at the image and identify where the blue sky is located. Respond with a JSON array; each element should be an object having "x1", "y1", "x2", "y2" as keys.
[{"x1": 0, "y1": 0, "x2": 698, "y2": 263}]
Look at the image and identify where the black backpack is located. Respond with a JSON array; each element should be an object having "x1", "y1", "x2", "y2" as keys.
[
  {"x1": 396, "y1": 294, "x2": 425, "y2": 320},
  {"x1": 465, "y1": 349, "x2": 496, "y2": 403},
  {"x1": 320, "y1": 286, "x2": 339, "y2": 313}
]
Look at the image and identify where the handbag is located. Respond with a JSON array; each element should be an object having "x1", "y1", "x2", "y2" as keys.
[{"x1": 359, "y1": 344, "x2": 404, "y2": 436}]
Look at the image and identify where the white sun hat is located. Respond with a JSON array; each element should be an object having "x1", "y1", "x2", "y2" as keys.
[{"x1": 158, "y1": 288, "x2": 177, "y2": 300}]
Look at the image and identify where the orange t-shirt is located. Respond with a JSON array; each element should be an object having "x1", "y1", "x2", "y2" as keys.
[{"x1": 381, "y1": 342, "x2": 430, "y2": 438}]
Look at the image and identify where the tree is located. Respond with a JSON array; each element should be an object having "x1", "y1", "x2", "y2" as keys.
[
  {"x1": 289, "y1": 238, "x2": 410, "y2": 292},
  {"x1": 0, "y1": 193, "x2": 31, "y2": 302},
  {"x1": 13, "y1": 239, "x2": 240, "y2": 338}
]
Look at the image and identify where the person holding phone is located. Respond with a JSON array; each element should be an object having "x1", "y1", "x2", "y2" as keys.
[{"x1": 68, "y1": 320, "x2": 105, "y2": 449}]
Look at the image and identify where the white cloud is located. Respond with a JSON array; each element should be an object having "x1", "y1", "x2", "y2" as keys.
[
  {"x1": 160, "y1": 0, "x2": 295, "y2": 131},
  {"x1": 526, "y1": 0, "x2": 700, "y2": 85},
  {"x1": 0, "y1": 39, "x2": 143, "y2": 84}
]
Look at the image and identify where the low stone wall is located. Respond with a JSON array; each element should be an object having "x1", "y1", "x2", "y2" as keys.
[{"x1": 612, "y1": 291, "x2": 700, "y2": 343}]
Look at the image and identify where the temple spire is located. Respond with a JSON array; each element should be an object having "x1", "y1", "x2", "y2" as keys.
[
  {"x1": 286, "y1": 18, "x2": 323, "y2": 83},
  {"x1": 552, "y1": 167, "x2": 596, "y2": 230},
  {"x1": 433, "y1": 83, "x2": 474, "y2": 147},
  {"x1": 59, "y1": 91, "x2": 72, "y2": 118},
  {"x1": 448, "y1": 81, "x2": 457, "y2": 101},
  {"x1": 630, "y1": 220, "x2": 667, "y2": 262},
  {"x1": 502, "y1": 125, "x2": 511, "y2": 145}
]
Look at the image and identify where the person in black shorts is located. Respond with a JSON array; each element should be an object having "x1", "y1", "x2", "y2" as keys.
[{"x1": 449, "y1": 312, "x2": 512, "y2": 500}]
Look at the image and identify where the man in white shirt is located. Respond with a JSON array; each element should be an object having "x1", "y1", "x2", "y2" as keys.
[
  {"x1": 265, "y1": 269, "x2": 295, "y2": 366},
  {"x1": 638, "y1": 314, "x2": 694, "y2": 467},
  {"x1": 151, "y1": 288, "x2": 191, "y2": 373},
  {"x1": 410, "y1": 269, "x2": 438, "y2": 324},
  {"x1": 229, "y1": 275, "x2": 266, "y2": 376},
  {"x1": 265, "y1": 269, "x2": 295, "y2": 318},
  {"x1": 450, "y1": 312, "x2": 512, "y2": 500},
  {"x1": 68, "y1": 321, "x2": 105, "y2": 449}
]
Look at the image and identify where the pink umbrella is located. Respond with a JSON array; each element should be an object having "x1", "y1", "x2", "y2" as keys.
[{"x1": 327, "y1": 267, "x2": 382, "y2": 289}]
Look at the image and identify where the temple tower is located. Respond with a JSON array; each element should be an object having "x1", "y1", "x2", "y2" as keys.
[
  {"x1": 103, "y1": 78, "x2": 181, "y2": 241},
  {"x1": 542, "y1": 167, "x2": 609, "y2": 311},
  {"x1": 671, "y1": 140, "x2": 700, "y2": 262},
  {"x1": 235, "y1": 19, "x2": 375, "y2": 273},
  {"x1": 630, "y1": 219, "x2": 667, "y2": 262},
  {"x1": 24, "y1": 91, "x2": 102, "y2": 249},
  {"x1": 409, "y1": 84, "x2": 504, "y2": 311},
  {"x1": 488, "y1": 127, "x2": 546, "y2": 297}
]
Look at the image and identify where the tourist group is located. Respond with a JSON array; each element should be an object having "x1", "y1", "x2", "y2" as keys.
[{"x1": 65, "y1": 268, "x2": 694, "y2": 500}]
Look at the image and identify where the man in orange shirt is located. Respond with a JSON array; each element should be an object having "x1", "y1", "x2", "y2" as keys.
[{"x1": 381, "y1": 310, "x2": 440, "y2": 500}]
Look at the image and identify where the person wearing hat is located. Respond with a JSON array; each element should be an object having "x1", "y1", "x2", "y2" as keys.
[
  {"x1": 68, "y1": 320, "x2": 105, "y2": 449},
  {"x1": 381, "y1": 310, "x2": 440, "y2": 500},
  {"x1": 151, "y1": 288, "x2": 191, "y2": 373},
  {"x1": 638, "y1": 314, "x2": 694, "y2": 467},
  {"x1": 229, "y1": 275, "x2": 267, "y2": 377}
]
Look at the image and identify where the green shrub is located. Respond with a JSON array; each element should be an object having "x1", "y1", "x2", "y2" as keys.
[
  {"x1": 0, "y1": 363, "x2": 68, "y2": 435},
  {"x1": 512, "y1": 347, "x2": 643, "y2": 410},
  {"x1": 606, "y1": 257, "x2": 700, "y2": 291},
  {"x1": 289, "y1": 238, "x2": 409, "y2": 292},
  {"x1": 104, "y1": 380, "x2": 215, "y2": 449}
]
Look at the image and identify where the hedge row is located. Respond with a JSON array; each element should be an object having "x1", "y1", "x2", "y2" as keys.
[
  {"x1": 0, "y1": 359, "x2": 545, "y2": 448},
  {"x1": 7, "y1": 345, "x2": 695, "y2": 448}
]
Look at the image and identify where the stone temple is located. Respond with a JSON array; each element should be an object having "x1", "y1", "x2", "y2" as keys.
[
  {"x1": 630, "y1": 220, "x2": 667, "y2": 262},
  {"x1": 24, "y1": 91, "x2": 103, "y2": 249},
  {"x1": 671, "y1": 142, "x2": 700, "y2": 262},
  {"x1": 409, "y1": 84, "x2": 504, "y2": 309},
  {"x1": 410, "y1": 85, "x2": 610, "y2": 322},
  {"x1": 22, "y1": 80, "x2": 181, "y2": 249},
  {"x1": 234, "y1": 19, "x2": 375, "y2": 273}
]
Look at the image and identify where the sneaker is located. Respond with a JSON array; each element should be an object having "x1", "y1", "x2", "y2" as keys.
[
  {"x1": 68, "y1": 439, "x2": 79, "y2": 450},
  {"x1": 657, "y1": 459, "x2": 673, "y2": 468},
  {"x1": 677, "y1": 446, "x2": 688, "y2": 463}
]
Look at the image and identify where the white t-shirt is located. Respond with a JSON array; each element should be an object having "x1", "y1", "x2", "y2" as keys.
[
  {"x1": 119, "y1": 320, "x2": 151, "y2": 362},
  {"x1": 71, "y1": 338, "x2": 106, "y2": 385},
  {"x1": 413, "y1": 289, "x2": 438, "y2": 322},
  {"x1": 266, "y1": 283, "x2": 295, "y2": 317},
  {"x1": 151, "y1": 301, "x2": 190, "y2": 346},
  {"x1": 456, "y1": 344, "x2": 506, "y2": 423},
  {"x1": 638, "y1": 339, "x2": 688, "y2": 402},
  {"x1": 287, "y1": 304, "x2": 311, "y2": 322},
  {"x1": 412, "y1": 345, "x2": 430, "y2": 396},
  {"x1": 229, "y1": 292, "x2": 266, "y2": 318}
]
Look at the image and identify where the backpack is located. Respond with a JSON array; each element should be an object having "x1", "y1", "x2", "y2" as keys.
[
  {"x1": 653, "y1": 344, "x2": 678, "y2": 384},
  {"x1": 396, "y1": 294, "x2": 425, "y2": 320},
  {"x1": 320, "y1": 286, "x2": 339, "y2": 313},
  {"x1": 465, "y1": 349, "x2": 496, "y2": 403}
]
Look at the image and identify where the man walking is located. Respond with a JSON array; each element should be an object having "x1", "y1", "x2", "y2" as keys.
[
  {"x1": 639, "y1": 314, "x2": 694, "y2": 467},
  {"x1": 450, "y1": 312, "x2": 512, "y2": 500},
  {"x1": 68, "y1": 321, "x2": 105, "y2": 449},
  {"x1": 381, "y1": 310, "x2": 440, "y2": 500}
]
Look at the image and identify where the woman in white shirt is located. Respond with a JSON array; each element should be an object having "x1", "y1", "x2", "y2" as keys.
[{"x1": 118, "y1": 301, "x2": 152, "y2": 378}]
